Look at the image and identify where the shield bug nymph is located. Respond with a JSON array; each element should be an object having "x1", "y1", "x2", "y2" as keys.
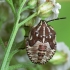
[{"x1": 26, "y1": 17, "x2": 66, "y2": 64}]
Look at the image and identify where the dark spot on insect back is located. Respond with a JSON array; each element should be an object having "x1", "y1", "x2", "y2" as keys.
[
  {"x1": 38, "y1": 52, "x2": 45, "y2": 60},
  {"x1": 50, "y1": 42, "x2": 55, "y2": 49},
  {"x1": 38, "y1": 45, "x2": 46, "y2": 51}
]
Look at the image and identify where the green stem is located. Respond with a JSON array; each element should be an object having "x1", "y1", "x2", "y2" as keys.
[
  {"x1": 21, "y1": 6, "x2": 30, "y2": 12},
  {"x1": 6, "y1": 0, "x2": 16, "y2": 16},
  {"x1": 1, "y1": 1, "x2": 37, "y2": 70},
  {"x1": 5, "y1": 50, "x2": 19, "y2": 70},
  {"x1": 15, "y1": 0, "x2": 26, "y2": 24},
  {"x1": 1, "y1": 24, "x2": 19, "y2": 70},
  {"x1": 17, "y1": 0, "x2": 26, "y2": 17},
  {"x1": 1, "y1": 12, "x2": 37, "y2": 70},
  {"x1": 18, "y1": 12, "x2": 37, "y2": 27}
]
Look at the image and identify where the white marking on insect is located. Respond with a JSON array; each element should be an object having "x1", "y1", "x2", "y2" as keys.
[
  {"x1": 44, "y1": 21, "x2": 47, "y2": 26},
  {"x1": 51, "y1": 49, "x2": 55, "y2": 53},
  {"x1": 30, "y1": 36, "x2": 32, "y2": 40},
  {"x1": 43, "y1": 26, "x2": 45, "y2": 43},
  {"x1": 46, "y1": 57, "x2": 50, "y2": 60},
  {"x1": 43, "y1": 26, "x2": 45, "y2": 36},
  {"x1": 50, "y1": 26, "x2": 54, "y2": 30},
  {"x1": 29, "y1": 54, "x2": 33, "y2": 57},
  {"x1": 43, "y1": 38, "x2": 45, "y2": 43},
  {"x1": 49, "y1": 35, "x2": 51, "y2": 38},
  {"x1": 45, "y1": 42, "x2": 51, "y2": 49},
  {"x1": 27, "y1": 46, "x2": 31, "y2": 48},
  {"x1": 49, "y1": 53, "x2": 53, "y2": 56},
  {"x1": 43, "y1": 56, "x2": 49, "y2": 60},
  {"x1": 34, "y1": 41, "x2": 43, "y2": 46},
  {"x1": 37, "y1": 26, "x2": 41, "y2": 32},
  {"x1": 36, "y1": 33, "x2": 39, "y2": 37},
  {"x1": 47, "y1": 27, "x2": 50, "y2": 32}
]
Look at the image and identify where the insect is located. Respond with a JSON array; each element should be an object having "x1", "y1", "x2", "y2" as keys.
[{"x1": 26, "y1": 17, "x2": 66, "y2": 64}]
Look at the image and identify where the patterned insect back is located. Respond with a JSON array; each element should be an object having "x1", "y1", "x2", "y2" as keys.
[{"x1": 26, "y1": 20, "x2": 56, "y2": 64}]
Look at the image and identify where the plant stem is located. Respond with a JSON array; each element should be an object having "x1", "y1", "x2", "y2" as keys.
[
  {"x1": 1, "y1": 24, "x2": 19, "y2": 70},
  {"x1": 1, "y1": 12, "x2": 37, "y2": 70},
  {"x1": 1, "y1": 1, "x2": 37, "y2": 70},
  {"x1": 5, "y1": 50, "x2": 19, "y2": 70},
  {"x1": 17, "y1": 0, "x2": 26, "y2": 17},
  {"x1": 18, "y1": 12, "x2": 37, "y2": 27},
  {"x1": 6, "y1": 0, "x2": 16, "y2": 16},
  {"x1": 21, "y1": 6, "x2": 30, "y2": 12}
]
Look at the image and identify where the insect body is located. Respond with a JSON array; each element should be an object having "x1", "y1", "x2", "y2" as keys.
[
  {"x1": 26, "y1": 20, "x2": 56, "y2": 64},
  {"x1": 26, "y1": 17, "x2": 66, "y2": 64}
]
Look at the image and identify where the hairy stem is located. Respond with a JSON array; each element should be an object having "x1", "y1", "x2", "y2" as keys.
[
  {"x1": 6, "y1": 0, "x2": 16, "y2": 16},
  {"x1": 1, "y1": 1, "x2": 38, "y2": 70},
  {"x1": 1, "y1": 0, "x2": 26, "y2": 70},
  {"x1": 5, "y1": 50, "x2": 19, "y2": 70},
  {"x1": 21, "y1": 6, "x2": 30, "y2": 12},
  {"x1": 18, "y1": 12, "x2": 37, "y2": 27},
  {"x1": 1, "y1": 24, "x2": 19, "y2": 70},
  {"x1": 1, "y1": 12, "x2": 37, "y2": 70}
]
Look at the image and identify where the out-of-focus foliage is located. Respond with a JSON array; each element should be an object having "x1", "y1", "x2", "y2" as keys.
[{"x1": 0, "y1": 2, "x2": 9, "y2": 29}]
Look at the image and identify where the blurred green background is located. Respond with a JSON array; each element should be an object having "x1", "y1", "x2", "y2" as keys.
[{"x1": 49, "y1": 0, "x2": 70, "y2": 48}]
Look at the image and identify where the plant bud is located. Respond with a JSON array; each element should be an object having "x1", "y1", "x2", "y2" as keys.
[
  {"x1": 38, "y1": 2, "x2": 54, "y2": 18},
  {"x1": 28, "y1": 0, "x2": 37, "y2": 9},
  {"x1": 49, "y1": 51, "x2": 67, "y2": 65}
]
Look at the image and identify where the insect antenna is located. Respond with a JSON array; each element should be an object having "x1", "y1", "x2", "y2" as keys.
[{"x1": 47, "y1": 17, "x2": 66, "y2": 23}]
